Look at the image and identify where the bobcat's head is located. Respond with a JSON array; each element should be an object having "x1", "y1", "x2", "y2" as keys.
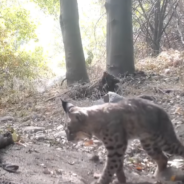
[{"x1": 61, "y1": 99, "x2": 92, "y2": 142}]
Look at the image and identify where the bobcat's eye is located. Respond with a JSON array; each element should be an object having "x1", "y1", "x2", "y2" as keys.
[
  {"x1": 65, "y1": 127, "x2": 75, "y2": 141},
  {"x1": 67, "y1": 127, "x2": 74, "y2": 136},
  {"x1": 70, "y1": 132, "x2": 74, "y2": 137},
  {"x1": 76, "y1": 114, "x2": 81, "y2": 122}
]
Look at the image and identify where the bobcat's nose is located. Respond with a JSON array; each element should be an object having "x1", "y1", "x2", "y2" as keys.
[{"x1": 65, "y1": 130, "x2": 76, "y2": 142}]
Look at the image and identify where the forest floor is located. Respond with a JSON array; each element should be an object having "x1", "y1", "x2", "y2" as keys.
[{"x1": 1, "y1": 50, "x2": 184, "y2": 184}]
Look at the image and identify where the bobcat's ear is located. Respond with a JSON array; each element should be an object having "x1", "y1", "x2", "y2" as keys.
[
  {"x1": 74, "y1": 108, "x2": 88, "y2": 120},
  {"x1": 61, "y1": 99, "x2": 74, "y2": 113}
]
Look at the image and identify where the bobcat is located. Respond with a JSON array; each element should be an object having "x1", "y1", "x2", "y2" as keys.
[{"x1": 61, "y1": 97, "x2": 184, "y2": 184}]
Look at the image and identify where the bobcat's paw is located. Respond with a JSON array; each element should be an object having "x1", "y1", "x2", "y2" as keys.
[
  {"x1": 112, "y1": 179, "x2": 125, "y2": 184},
  {"x1": 91, "y1": 181, "x2": 99, "y2": 184},
  {"x1": 91, "y1": 180, "x2": 104, "y2": 184}
]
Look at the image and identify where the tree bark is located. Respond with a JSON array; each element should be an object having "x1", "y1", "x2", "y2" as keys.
[
  {"x1": 106, "y1": 0, "x2": 135, "y2": 77},
  {"x1": 151, "y1": 40, "x2": 160, "y2": 56},
  {"x1": 60, "y1": 0, "x2": 89, "y2": 86}
]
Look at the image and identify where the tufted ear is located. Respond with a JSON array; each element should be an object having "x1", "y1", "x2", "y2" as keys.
[{"x1": 61, "y1": 99, "x2": 74, "y2": 113}]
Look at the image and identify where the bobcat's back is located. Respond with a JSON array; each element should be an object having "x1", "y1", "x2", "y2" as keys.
[{"x1": 85, "y1": 97, "x2": 175, "y2": 140}]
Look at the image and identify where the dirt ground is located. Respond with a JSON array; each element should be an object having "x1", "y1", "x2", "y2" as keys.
[{"x1": 1, "y1": 68, "x2": 184, "y2": 184}]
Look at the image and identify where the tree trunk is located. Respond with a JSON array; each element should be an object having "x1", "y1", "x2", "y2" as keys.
[
  {"x1": 151, "y1": 40, "x2": 160, "y2": 56},
  {"x1": 60, "y1": 0, "x2": 89, "y2": 86},
  {"x1": 151, "y1": 0, "x2": 162, "y2": 56},
  {"x1": 106, "y1": 0, "x2": 135, "y2": 77}
]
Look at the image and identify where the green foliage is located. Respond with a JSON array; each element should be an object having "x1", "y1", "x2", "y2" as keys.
[
  {"x1": 30, "y1": 0, "x2": 60, "y2": 16},
  {"x1": 0, "y1": 40, "x2": 48, "y2": 80},
  {"x1": 0, "y1": 0, "x2": 49, "y2": 83},
  {"x1": 85, "y1": 50, "x2": 94, "y2": 66},
  {"x1": 1, "y1": 2, "x2": 38, "y2": 42}
]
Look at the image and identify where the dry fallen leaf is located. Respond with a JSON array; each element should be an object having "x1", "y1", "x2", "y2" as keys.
[
  {"x1": 136, "y1": 166, "x2": 143, "y2": 171},
  {"x1": 84, "y1": 139, "x2": 94, "y2": 146},
  {"x1": 174, "y1": 107, "x2": 184, "y2": 115},
  {"x1": 135, "y1": 163, "x2": 144, "y2": 171},
  {"x1": 170, "y1": 175, "x2": 176, "y2": 181}
]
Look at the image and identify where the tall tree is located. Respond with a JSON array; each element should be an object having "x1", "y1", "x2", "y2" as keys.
[
  {"x1": 60, "y1": 0, "x2": 89, "y2": 86},
  {"x1": 105, "y1": 0, "x2": 135, "y2": 77}
]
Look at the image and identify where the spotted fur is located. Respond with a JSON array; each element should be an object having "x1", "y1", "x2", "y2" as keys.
[{"x1": 61, "y1": 98, "x2": 184, "y2": 184}]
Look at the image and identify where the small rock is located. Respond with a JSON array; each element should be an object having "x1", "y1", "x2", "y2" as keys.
[
  {"x1": 176, "y1": 125, "x2": 181, "y2": 129},
  {"x1": 43, "y1": 168, "x2": 52, "y2": 175},
  {"x1": 72, "y1": 173, "x2": 77, "y2": 176},
  {"x1": 143, "y1": 158, "x2": 148, "y2": 163},
  {"x1": 21, "y1": 120, "x2": 31, "y2": 127},
  {"x1": 93, "y1": 173, "x2": 101, "y2": 179},
  {"x1": 35, "y1": 133, "x2": 46, "y2": 141},
  {"x1": 23, "y1": 126, "x2": 45, "y2": 133},
  {"x1": 40, "y1": 163, "x2": 46, "y2": 168},
  {"x1": 56, "y1": 125, "x2": 63, "y2": 130},
  {"x1": 93, "y1": 139, "x2": 103, "y2": 146},
  {"x1": 170, "y1": 100, "x2": 174, "y2": 105},
  {"x1": 88, "y1": 171, "x2": 93, "y2": 175},
  {"x1": 0, "y1": 116, "x2": 14, "y2": 122},
  {"x1": 164, "y1": 69, "x2": 171, "y2": 74},
  {"x1": 35, "y1": 105, "x2": 43, "y2": 111},
  {"x1": 56, "y1": 148, "x2": 62, "y2": 151},
  {"x1": 55, "y1": 169, "x2": 63, "y2": 175},
  {"x1": 22, "y1": 116, "x2": 30, "y2": 122},
  {"x1": 31, "y1": 114, "x2": 39, "y2": 120},
  {"x1": 54, "y1": 131, "x2": 66, "y2": 138},
  {"x1": 68, "y1": 161, "x2": 75, "y2": 165}
]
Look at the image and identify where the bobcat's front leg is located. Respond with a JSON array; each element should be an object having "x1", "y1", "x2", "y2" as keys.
[{"x1": 92, "y1": 157, "x2": 115, "y2": 184}]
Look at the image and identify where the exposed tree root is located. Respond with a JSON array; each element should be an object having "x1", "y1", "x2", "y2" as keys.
[{"x1": 47, "y1": 71, "x2": 120, "y2": 101}]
